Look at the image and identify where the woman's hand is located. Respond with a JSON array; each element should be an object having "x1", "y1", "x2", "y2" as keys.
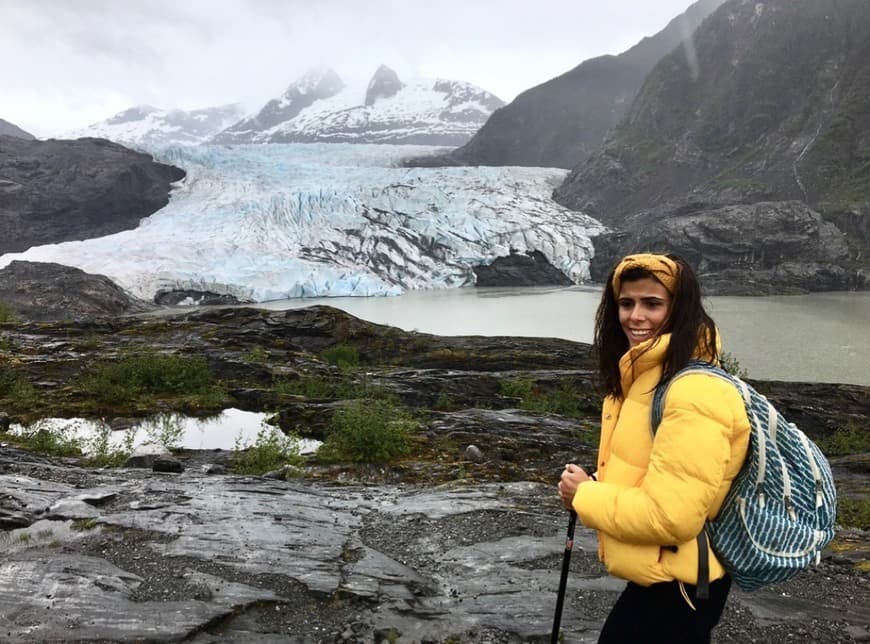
[{"x1": 558, "y1": 463, "x2": 592, "y2": 510}]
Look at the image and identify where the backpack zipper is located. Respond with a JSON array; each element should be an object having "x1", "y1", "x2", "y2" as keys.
[
  {"x1": 795, "y1": 427, "x2": 825, "y2": 509},
  {"x1": 736, "y1": 497, "x2": 823, "y2": 558}
]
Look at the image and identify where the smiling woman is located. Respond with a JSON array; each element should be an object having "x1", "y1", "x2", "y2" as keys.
[{"x1": 558, "y1": 252, "x2": 750, "y2": 644}]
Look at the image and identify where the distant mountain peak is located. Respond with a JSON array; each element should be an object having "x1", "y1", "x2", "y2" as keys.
[
  {"x1": 286, "y1": 66, "x2": 345, "y2": 98},
  {"x1": 212, "y1": 66, "x2": 504, "y2": 146},
  {"x1": 105, "y1": 105, "x2": 160, "y2": 126},
  {"x1": 65, "y1": 103, "x2": 247, "y2": 148},
  {"x1": 365, "y1": 65, "x2": 405, "y2": 106}
]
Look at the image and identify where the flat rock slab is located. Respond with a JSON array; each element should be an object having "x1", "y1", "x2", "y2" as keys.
[{"x1": 0, "y1": 467, "x2": 867, "y2": 642}]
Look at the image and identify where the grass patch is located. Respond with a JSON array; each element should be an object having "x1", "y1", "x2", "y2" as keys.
[
  {"x1": 499, "y1": 378, "x2": 594, "y2": 418},
  {"x1": 82, "y1": 423, "x2": 137, "y2": 468},
  {"x1": 837, "y1": 497, "x2": 870, "y2": 531},
  {"x1": 78, "y1": 348, "x2": 223, "y2": 408},
  {"x1": 320, "y1": 344, "x2": 360, "y2": 370},
  {"x1": 275, "y1": 373, "x2": 393, "y2": 401},
  {"x1": 318, "y1": 399, "x2": 417, "y2": 464},
  {"x1": 71, "y1": 518, "x2": 99, "y2": 531},
  {"x1": 141, "y1": 413, "x2": 185, "y2": 451},
  {"x1": 11, "y1": 419, "x2": 82, "y2": 457},
  {"x1": 245, "y1": 346, "x2": 269, "y2": 363},
  {"x1": 232, "y1": 425, "x2": 303, "y2": 476},
  {"x1": 0, "y1": 372, "x2": 39, "y2": 406},
  {"x1": 0, "y1": 302, "x2": 18, "y2": 324},
  {"x1": 816, "y1": 423, "x2": 870, "y2": 457}
]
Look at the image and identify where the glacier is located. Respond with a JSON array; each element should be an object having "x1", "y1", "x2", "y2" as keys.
[{"x1": 0, "y1": 143, "x2": 605, "y2": 302}]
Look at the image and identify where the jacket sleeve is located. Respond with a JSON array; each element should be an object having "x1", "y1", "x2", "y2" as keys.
[{"x1": 574, "y1": 374, "x2": 742, "y2": 545}]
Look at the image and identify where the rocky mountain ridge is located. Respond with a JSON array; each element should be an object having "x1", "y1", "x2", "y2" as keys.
[
  {"x1": 553, "y1": 0, "x2": 869, "y2": 292},
  {"x1": 0, "y1": 136, "x2": 185, "y2": 254}
]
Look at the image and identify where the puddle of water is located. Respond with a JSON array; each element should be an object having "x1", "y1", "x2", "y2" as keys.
[{"x1": 9, "y1": 408, "x2": 321, "y2": 454}]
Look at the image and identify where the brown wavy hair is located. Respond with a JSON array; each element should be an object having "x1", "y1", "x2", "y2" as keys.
[{"x1": 593, "y1": 253, "x2": 719, "y2": 399}]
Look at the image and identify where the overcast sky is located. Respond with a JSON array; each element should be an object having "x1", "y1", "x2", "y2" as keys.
[{"x1": 2, "y1": 0, "x2": 696, "y2": 138}]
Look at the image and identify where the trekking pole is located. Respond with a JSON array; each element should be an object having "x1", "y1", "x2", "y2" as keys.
[{"x1": 551, "y1": 509, "x2": 577, "y2": 644}]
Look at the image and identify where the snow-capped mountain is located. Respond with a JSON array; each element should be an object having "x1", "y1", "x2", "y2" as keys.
[
  {"x1": 66, "y1": 104, "x2": 246, "y2": 148},
  {"x1": 211, "y1": 66, "x2": 505, "y2": 146},
  {"x1": 0, "y1": 144, "x2": 603, "y2": 302}
]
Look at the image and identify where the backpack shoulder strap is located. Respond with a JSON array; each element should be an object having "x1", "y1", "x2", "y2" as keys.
[{"x1": 650, "y1": 360, "x2": 739, "y2": 435}]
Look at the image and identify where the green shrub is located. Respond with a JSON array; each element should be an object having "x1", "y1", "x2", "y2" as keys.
[
  {"x1": 0, "y1": 372, "x2": 39, "y2": 405},
  {"x1": 318, "y1": 399, "x2": 417, "y2": 464},
  {"x1": 837, "y1": 497, "x2": 870, "y2": 531},
  {"x1": 320, "y1": 344, "x2": 360, "y2": 370},
  {"x1": 720, "y1": 352, "x2": 749, "y2": 378},
  {"x1": 816, "y1": 423, "x2": 870, "y2": 456},
  {"x1": 245, "y1": 346, "x2": 269, "y2": 363},
  {"x1": 79, "y1": 348, "x2": 221, "y2": 406},
  {"x1": 232, "y1": 425, "x2": 303, "y2": 476},
  {"x1": 499, "y1": 378, "x2": 591, "y2": 418},
  {"x1": 0, "y1": 302, "x2": 18, "y2": 324},
  {"x1": 83, "y1": 423, "x2": 136, "y2": 468},
  {"x1": 141, "y1": 413, "x2": 185, "y2": 451},
  {"x1": 14, "y1": 419, "x2": 82, "y2": 457}
]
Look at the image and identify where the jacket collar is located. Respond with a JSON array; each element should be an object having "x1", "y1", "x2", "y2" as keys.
[{"x1": 619, "y1": 333, "x2": 671, "y2": 394}]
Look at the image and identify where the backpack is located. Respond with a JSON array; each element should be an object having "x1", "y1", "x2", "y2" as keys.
[{"x1": 651, "y1": 361, "x2": 837, "y2": 595}]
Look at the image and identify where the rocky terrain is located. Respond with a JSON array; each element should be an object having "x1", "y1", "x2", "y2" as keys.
[
  {"x1": 0, "y1": 136, "x2": 184, "y2": 253},
  {"x1": 0, "y1": 299, "x2": 867, "y2": 643},
  {"x1": 0, "y1": 260, "x2": 153, "y2": 322}
]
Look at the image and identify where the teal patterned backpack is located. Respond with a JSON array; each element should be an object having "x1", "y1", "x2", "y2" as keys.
[{"x1": 652, "y1": 361, "x2": 837, "y2": 595}]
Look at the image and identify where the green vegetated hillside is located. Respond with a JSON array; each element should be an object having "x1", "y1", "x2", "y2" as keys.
[
  {"x1": 557, "y1": 0, "x2": 870, "y2": 218},
  {"x1": 553, "y1": 0, "x2": 869, "y2": 288}
]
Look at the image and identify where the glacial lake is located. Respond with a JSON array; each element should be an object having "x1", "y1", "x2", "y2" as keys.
[
  {"x1": 252, "y1": 286, "x2": 869, "y2": 386},
  {"x1": 9, "y1": 409, "x2": 322, "y2": 455}
]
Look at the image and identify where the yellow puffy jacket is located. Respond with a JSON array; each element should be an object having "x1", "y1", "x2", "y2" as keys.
[{"x1": 573, "y1": 333, "x2": 750, "y2": 586}]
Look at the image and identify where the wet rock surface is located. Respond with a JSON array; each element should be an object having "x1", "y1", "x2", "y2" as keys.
[
  {"x1": 1, "y1": 447, "x2": 867, "y2": 644},
  {"x1": 0, "y1": 260, "x2": 154, "y2": 321}
]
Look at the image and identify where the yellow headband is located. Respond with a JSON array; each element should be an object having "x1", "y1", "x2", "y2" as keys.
[{"x1": 611, "y1": 253, "x2": 680, "y2": 296}]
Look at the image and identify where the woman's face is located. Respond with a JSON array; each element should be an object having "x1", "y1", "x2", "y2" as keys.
[{"x1": 617, "y1": 277, "x2": 673, "y2": 347}]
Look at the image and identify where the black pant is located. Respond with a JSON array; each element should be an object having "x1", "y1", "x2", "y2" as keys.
[{"x1": 597, "y1": 575, "x2": 731, "y2": 644}]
